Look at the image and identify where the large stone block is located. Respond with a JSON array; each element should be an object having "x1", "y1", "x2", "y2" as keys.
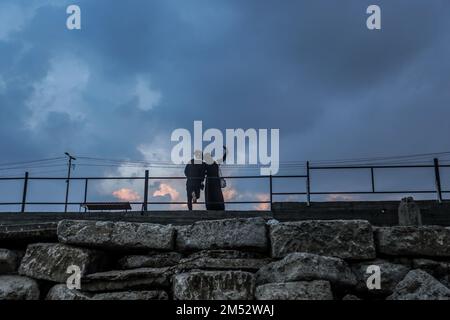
[
  {"x1": 387, "y1": 269, "x2": 450, "y2": 300},
  {"x1": 256, "y1": 252, "x2": 356, "y2": 287},
  {"x1": 375, "y1": 226, "x2": 450, "y2": 257},
  {"x1": 270, "y1": 220, "x2": 375, "y2": 259},
  {"x1": 174, "y1": 250, "x2": 271, "y2": 272},
  {"x1": 176, "y1": 218, "x2": 268, "y2": 252},
  {"x1": 0, "y1": 275, "x2": 40, "y2": 300},
  {"x1": 351, "y1": 259, "x2": 410, "y2": 294},
  {"x1": 92, "y1": 290, "x2": 168, "y2": 300},
  {"x1": 58, "y1": 220, "x2": 175, "y2": 251},
  {"x1": 81, "y1": 267, "x2": 171, "y2": 292},
  {"x1": 45, "y1": 284, "x2": 91, "y2": 300},
  {"x1": 118, "y1": 252, "x2": 183, "y2": 269},
  {"x1": 255, "y1": 281, "x2": 333, "y2": 300},
  {"x1": 19, "y1": 243, "x2": 105, "y2": 283},
  {"x1": 0, "y1": 249, "x2": 23, "y2": 274},
  {"x1": 45, "y1": 284, "x2": 168, "y2": 300},
  {"x1": 173, "y1": 271, "x2": 255, "y2": 300}
]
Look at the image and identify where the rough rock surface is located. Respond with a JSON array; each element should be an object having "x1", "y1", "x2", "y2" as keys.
[
  {"x1": 58, "y1": 220, "x2": 175, "y2": 251},
  {"x1": 0, "y1": 275, "x2": 40, "y2": 300},
  {"x1": 255, "y1": 281, "x2": 333, "y2": 300},
  {"x1": 81, "y1": 267, "x2": 171, "y2": 292},
  {"x1": 0, "y1": 249, "x2": 23, "y2": 274},
  {"x1": 412, "y1": 259, "x2": 450, "y2": 278},
  {"x1": 398, "y1": 197, "x2": 422, "y2": 226},
  {"x1": 118, "y1": 252, "x2": 183, "y2": 269},
  {"x1": 173, "y1": 271, "x2": 255, "y2": 300},
  {"x1": 270, "y1": 220, "x2": 375, "y2": 259},
  {"x1": 19, "y1": 243, "x2": 105, "y2": 283},
  {"x1": 45, "y1": 284, "x2": 91, "y2": 300},
  {"x1": 174, "y1": 250, "x2": 270, "y2": 272},
  {"x1": 387, "y1": 269, "x2": 450, "y2": 300},
  {"x1": 92, "y1": 290, "x2": 168, "y2": 300},
  {"x1": 256, "y1": 252, "x2": 356, "y2": 287},
  {"x1": 45, "y1": 284, "x2": 168, "y2": 300},
  {"x1": 176, "y1": 218, "x2": 268, "y2": 252},
  {"x1": 351, "y1": 259, "x2": 410, "y2": 294},
  {"x1": 376, "y1": 226, "x2": 450, "y2": 257}
]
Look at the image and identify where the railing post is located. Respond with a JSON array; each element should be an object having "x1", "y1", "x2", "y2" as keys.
[
  {"x1": 306, "y1": 161, "x2": 311, "y2": 206},
  {"x1": 143, "y1": 170, "x2": 149, "y2": 212},
  {"x1": 269, "y1": 174, "x2": 273, "y2": 211},
  {"x1": 370, "y1": 167, "x2": 375, "y2": 193},
  {"x1": 83, "y1": 179, "x2": 89, "y2": 212},
  {"x1": 21, "y1": 172, "x2": 29, "y2": 213},
  {"x1": 434, "y1": 158, "x2": 443, "y2": 203}
]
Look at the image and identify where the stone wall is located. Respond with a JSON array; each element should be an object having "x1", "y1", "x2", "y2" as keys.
[{"x1": 1, "y1": 217, "x2": 450, "y2": 300}]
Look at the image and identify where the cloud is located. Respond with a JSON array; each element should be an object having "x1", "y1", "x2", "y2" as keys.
[
  {"x1": 25, "y1": 55, "x2": 90, "y2": 129},
  {"x1": 134, "y1": 75, "x2": 162, "y2": 111},
  {"x1": 153, "y1": 183, "x2": 180, "y2": 201},
  {"x1": 0, "y1": 1, "x2": 67, "y2": 42},
  {"x1": 112, "y1": 188, "x2": 141, "y2": 201},
  {"x1": 255, "y1": 194, "x2": 270, "y2": 211},
  {"x1": 223, "y1": 187, "x2": 237, "y2": 201}
]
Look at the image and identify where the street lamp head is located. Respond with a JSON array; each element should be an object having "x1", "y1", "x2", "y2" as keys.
[{"x1": 65, "y1": 152, "x2": 76, "y2": 160}]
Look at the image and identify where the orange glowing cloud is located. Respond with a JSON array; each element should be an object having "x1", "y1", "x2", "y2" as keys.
[
  {"x1": 112, "y1": 188, "x2": 141, "y2": 201},
  {"x1": 255, "y1": 194, "x2": 270, "y2": 211},
  {"x1": 153, "y1": 183, "x2": 180, "y2": 200},
  {"x1": 223, "y1": 187, "x2": 238, "y2": 201}
]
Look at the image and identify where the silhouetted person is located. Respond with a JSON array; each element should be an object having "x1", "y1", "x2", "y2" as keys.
[
  {"x1": 184, "y1": 150, "x2": 206, "y2": 210},
  {"x1": 204, "y1": 147, "x2": 227, "y2": 211}
]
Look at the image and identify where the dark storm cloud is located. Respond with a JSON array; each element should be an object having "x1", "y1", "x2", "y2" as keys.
[{"x1": 1, "y1": 0, "x2": 450, "y2": 168}]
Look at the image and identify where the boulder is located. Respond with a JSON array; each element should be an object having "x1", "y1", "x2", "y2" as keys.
[
  {"x1": 174, "y1": 250, "x2": 270, "y2": 272},
  {"x1": 255, "y1": 281, "x2": 333, "y2": 300},
  {"x1": 398, "y1": 197, "x2": 422, "y2": 226},
  {"x1": 176, "y1": 218, "x2": 268, "y2": 252},
  {"x1": 412, "y1": 259, "x2": 450, "y2": 278},
  {"x1": 387, "y1": 269, "x2": 450, "y2": 300},
  {"x1": 81, "y1": 267, "x2": 171, "y2": 292},
  {"x1": 270, "y1": 220, "x2": 375, "y2": 259},
  {"x1": 173, "y1": 271, "x2": 255, "y2": 300},
  {"x1": 19, "y1": 243, "x2": 105, "y2": 283},
  {"x1": 0, "y1": 249, "x2": 23, "y2": 274},
  {"x1": 46, "y1": 284, "x2": 91, "y2": 300},
  {"x1": 351, "y1": 259, "x2": 410, "y2": 294},
  {"x1": 92, "y1": 290, "x2": 168, "y2": 300},
  {"x1": 256, "y1": 252, "x2": 356, "y2": 287},
  {"x1": 375, "y1": 226, "x2": 450, "y2": 257},
  {"x1": 45, "y1": 284, "x2": 168, "y2": 300},
  {"x1": 412, "y1": 259, "x2": 450, "y2": 288},
  {"x1": 187, "y1": 250, "x2": 266, "y2": 260},
  {"x1": 58, "y1": 220, "x2": 175, "y2": 251},
  {"x1": 0, "y1": 275, "x2": 40, "y2": 300},
  {"x1": 118, "y1": 252, "x2": 183, "y2": 269}
]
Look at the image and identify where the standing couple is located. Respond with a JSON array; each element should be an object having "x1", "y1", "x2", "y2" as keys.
[{"x1": 184, "y1": 146, "x2": 227, "y2": 211}]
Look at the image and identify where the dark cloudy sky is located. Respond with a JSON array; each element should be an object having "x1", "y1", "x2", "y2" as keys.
[{"x1": 1, "y1": 0, "x2": 449, "y2": 210}]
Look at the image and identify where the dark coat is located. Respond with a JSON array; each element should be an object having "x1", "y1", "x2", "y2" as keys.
[
  {"x1": 205, "y1": 150, "x2": 226, "y2": 211},
  {"x1": 184, "y1": 160, "x2": 206, "y2": 189}
]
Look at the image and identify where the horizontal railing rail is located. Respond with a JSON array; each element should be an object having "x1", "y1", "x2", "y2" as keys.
[{"x1": 0, "y1": 158, "x2": 448, "y2": 212}]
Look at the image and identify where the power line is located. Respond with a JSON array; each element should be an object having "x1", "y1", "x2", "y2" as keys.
[{"x1": 0, "y1": 157, "x2": 65, "y2": 167}]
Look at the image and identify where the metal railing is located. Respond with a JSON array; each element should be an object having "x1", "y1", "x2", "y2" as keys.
[{"x1": 0, "y1": 158, "x2": 448, "y2": 212}]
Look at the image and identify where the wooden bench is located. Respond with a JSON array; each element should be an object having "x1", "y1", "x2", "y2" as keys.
[{"x1": 81, "y1": 202, "x2": 132, "y2": 212}]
